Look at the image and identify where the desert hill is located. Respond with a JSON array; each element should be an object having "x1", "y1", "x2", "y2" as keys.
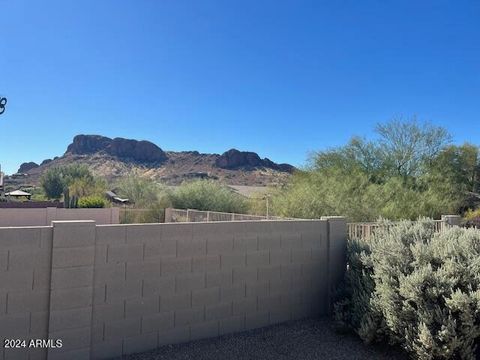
[{"x1": 13, "y1": 135, "x2": 295, "y2": 187}]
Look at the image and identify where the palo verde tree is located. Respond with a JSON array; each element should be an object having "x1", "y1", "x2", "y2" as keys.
[{"x1": 273, "y1": 117, "x2": 477, "y2": 221}]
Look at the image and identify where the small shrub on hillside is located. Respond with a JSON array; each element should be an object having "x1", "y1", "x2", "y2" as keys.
[
  {"x1": 78, "y1": 195, "x2": 106, "y2": 208},
  {"x1": 335, "y1": 219, "x2": 480, "y2": 359}
]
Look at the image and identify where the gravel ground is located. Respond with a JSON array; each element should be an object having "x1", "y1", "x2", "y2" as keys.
[{"x1": 121, "y1": 318, "x2": 408, "y2": 360}]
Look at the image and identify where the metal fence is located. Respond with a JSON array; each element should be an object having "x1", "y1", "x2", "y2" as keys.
[
  {"x1": 347, "y1": 219, "x2": 448, "y2": 240},
  {"x1": 122, "y1": 208, "x2": 463, "y2": 238},
  {"x1": 164, "y1": 208, "x2": 294, "y2": 223}
]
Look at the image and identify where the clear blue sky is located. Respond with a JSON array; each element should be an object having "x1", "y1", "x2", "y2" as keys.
[{"x1": 1, "y1": 0, "x2": 479, "y2": 174}]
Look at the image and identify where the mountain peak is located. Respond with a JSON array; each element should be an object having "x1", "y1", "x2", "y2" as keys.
[
  {"x1": 12, "y1": 135, "x2": 294, "y2": 187},
  {"x1": 65, "y1": 134, "x2": 167, "y2": 163}
]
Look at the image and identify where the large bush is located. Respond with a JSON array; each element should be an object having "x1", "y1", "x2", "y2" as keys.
[
  {"x1": 170, "y1": 180, "x2": 249, "y2": 214},
  {"x1": 272, "y1": 120, "x2": 479, "y2": 221},
  {"x1": 40, "y1": 167, "x2": 65, "y2": 199},
  {"x1": 116, "y1": 177, "x2": 249, "y2": 219},
  {"x1": 78, "y1": 195, "x2": 106, "y2": 208},
  {"x1": 335, "y1": 220, "x2": 480, "y2": 359},
  {"x1": 115, "y1": 176, "x2": 172, "y2": 224},
  {"x1": 40, "y1": 164, "x2": 104, "y2": 200},
  {"x1": 116, "y1": 175, "x2": 170, "y2": 208}
]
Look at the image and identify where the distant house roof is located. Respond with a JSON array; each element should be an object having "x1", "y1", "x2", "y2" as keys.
[
  {"x1": 6, "y1": 190, "x2": 32, "y2": 197},
  {"x1": 105, "y1": 191, "x2": 130, "y2": 204}
]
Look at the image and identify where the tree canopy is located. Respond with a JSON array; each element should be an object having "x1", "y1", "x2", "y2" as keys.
[
  {"x1": 273, "y1": 118, "x2": 480, "y2": 221},
  {"x1": 40, "y1": 164, "x2": 106, "y2": 200}
]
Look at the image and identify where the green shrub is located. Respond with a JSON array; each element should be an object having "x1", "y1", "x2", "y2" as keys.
[
  {"x1": 40, "y1": 167, "x2": 65, "y2": 199},
  {"x1": 170, "y1": 180, "x2": 249, "y2": 214},
  {"x1": 116, "y1": 176, "x2": 170, "y2": 208},
  {"x1": 335, "y1": 219, "x2": 480, "y2": 359},
  {"x1": 41, "y1": 164, "x2": 103, "y2": 200},
  {"x1": 78, "y1": 195, "x2": 106, "y2": 208},
  {"x1": 115, "y1": 177, "x2": 251, "y2": 220}
]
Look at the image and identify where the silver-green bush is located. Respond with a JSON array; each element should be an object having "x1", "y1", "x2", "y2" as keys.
[{"x1": 335, "y1": 219, "x2": 480, "y2": 359}]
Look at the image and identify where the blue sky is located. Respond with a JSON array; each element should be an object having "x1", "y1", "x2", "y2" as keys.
[{"x1": 1, "y1": 0, "x2": 479, "y2": 174}]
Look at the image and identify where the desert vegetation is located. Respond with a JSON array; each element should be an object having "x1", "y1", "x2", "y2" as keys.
[
  {"x1": 168, "y1": 180, "x2": 249, "y2": 214},
  {"x1": 38, "y1": 163, "x2": 249, "y2": 213},
  {"x1": 18, "y1": 120, "x2": 480, "y2": 358},
  {"x1": 270, "y1": 118, "x2": 480, "y2": 221},
  {"x1": 40, "y1": 164, "x2": 108, "y2": 207},
  {"x1": 335, "y1": 219, "x2": 480, "y2": 359},
  {"x1": 36, "y1": 118, "x2": 480, "y2": 221},
  {"x1": 112, "y1": 178, "x2": 250, "y2": 223}
]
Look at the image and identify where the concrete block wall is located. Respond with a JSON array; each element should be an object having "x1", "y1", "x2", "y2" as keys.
[
  {"x1": 0, "y1": 208, "x2": 120, "y2": 227},
  {"x1": 48, "y1": 209, "x2": 120, "y2": 226},
  {"x1": 0, "y1": 226, "x2": 53, "y2": 360},
  {"x1": 48, "y1": 221, "x2": 96, "y2": 360},
  {"x1": 0, "y1": 218, "x2": 347, "y2": 360}
]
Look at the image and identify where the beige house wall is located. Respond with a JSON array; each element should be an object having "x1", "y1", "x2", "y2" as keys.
[
  {"x1": 0, "y1": 207, "x2": 120, "y2": 227},
  {"x1": 0, "y1": 218, "x2": 347, "y2": 360}
]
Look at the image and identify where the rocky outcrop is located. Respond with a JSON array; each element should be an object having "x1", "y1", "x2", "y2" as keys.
[
  {"x1": 215, "y1": 149, "x2": 263, "y2": 168},
  {"x1": 13, "y1": 135, "x2": 294, "y2": 187},
  {"x1": 65, "y1": 135, "x2": 167, "y2": 163},
  {"x1": 215, "y1": 149, "x2": 295, "y2": 172},
  {"x1": 108, "y1": 138, "x2": 167, "y2": 163},
  {"x1": 17, "y1": 162, "x2": 39, "y2": 173},
  {"x1": 66, "y1": 135, "x2": 112, "y2": 155}
]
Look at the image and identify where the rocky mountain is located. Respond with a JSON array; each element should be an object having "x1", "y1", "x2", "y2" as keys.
[
  {"x1": 215, "y1": 149, "x2": 294, "y2": 172},
  {"x1": 17, "y1": 162, "x2": 39, "y2": 173},
  {"x1": 15, "y1": 135, "x2": 295, "y2": 187},
  {"x1": 66, "y1": 135, "x2": 168, "y2": 163}
]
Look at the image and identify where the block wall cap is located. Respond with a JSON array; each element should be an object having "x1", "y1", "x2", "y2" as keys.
[{"x1": 52, "y1": 220, "x2": 96, "y2": 225}]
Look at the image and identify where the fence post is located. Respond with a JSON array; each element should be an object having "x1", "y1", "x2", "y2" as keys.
[
  {"x1": 164, "y1": 208, "x2": 173, "y2": 223},
  {"x1": 48, "y1": 220, "x2": 96, "y2": 359},
  {"x1": 322, "y1": 216, "x2": 347, "y2": 313},
  {"x1": 46, "y1": 207, "x2": 58, "y2": 225},
  {"x1": 207, "y1": 211, "x2": 210, "y2": 222},
  {"x1": 111, "y1": 207, "x2": 120, "y2": 224}
]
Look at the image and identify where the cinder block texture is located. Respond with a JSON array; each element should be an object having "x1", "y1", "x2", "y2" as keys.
[
  {"x1": 0, "y1": 218, "x2": 346, "y2": 360},
  {"x1": 321, "y1": 216, "x2": 347, "y2": 310},
  {"x1": 48, "y1": 221, "x2": 96, "y2": 360},
  {"x1": 0, "y1": 226, "x2": 52, "y2": 360},
  {"x1": 0, "y1": 208, "x2": 119, "y2": 227}
]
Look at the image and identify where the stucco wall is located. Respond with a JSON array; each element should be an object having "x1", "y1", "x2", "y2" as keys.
[{"x1": 0, "y1": 219, "x2": 346, "y2": 360}]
